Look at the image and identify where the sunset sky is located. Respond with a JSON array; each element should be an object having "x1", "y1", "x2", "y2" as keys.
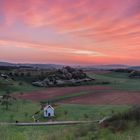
[{"x1": 0, "y1": 0, "x2": 139, "y2": 65}]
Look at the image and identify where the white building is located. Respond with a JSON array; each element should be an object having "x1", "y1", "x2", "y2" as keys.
[{"x1": 43, "y1": 105, "x2": 54, "y2": 117}]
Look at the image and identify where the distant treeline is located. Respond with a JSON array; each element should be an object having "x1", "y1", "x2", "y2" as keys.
[
  {"x1": 0, "y1": 66, "x2": 32, "y2": 70},
  {"x1": 111, "y1": 68, "x2": 140, "y2": 78},
  {"x1": 110, "y1": 68, "x2": 132, "y2": 73}
]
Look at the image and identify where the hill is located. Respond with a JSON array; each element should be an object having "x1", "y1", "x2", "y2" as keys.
[
  {"x1": 129, "y1": 66, "x2": 140, "y2": 71},
  {"x1": 32, "y1": 66, "x2": 94, "y2": 87},
  {"x1": 77, "y1": 64, "x2": 129, "y2": 71},
  {"x1": 0, "y1": 62, "x2": 63, "y2": 69}
]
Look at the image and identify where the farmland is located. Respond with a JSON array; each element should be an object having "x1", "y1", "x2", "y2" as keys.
[
  {"x1": 0, "y1": 68, "x2": 140, "y2": 140},
  {"x1": 14, "y1": 86, "x2": 112, "y2": 102},
  {"x1": 0, "y1": 77, "x2": 40, "y2": 95},
  {"x1": 14, "y1": 85, "x2": 140, "y2": 105},
  {"x1": 13, "y1": 70, "x2": 140, "y2": 105},
  {"x1": 88, "y1": 71, "x2": 140, "y2": 92}
]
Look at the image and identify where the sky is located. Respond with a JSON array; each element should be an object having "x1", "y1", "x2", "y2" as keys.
[{"x1": 0, "y1": 0, "x2": 139, "y2": 65}]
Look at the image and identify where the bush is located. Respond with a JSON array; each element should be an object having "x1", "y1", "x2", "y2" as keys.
[{"x1": 100, "y1": 106, "x2": 140, "y2": 132}]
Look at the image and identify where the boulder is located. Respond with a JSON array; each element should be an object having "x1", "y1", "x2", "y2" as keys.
[
  {"x1": 56, "y1": 80, "x2": 66, "y2": 85},
  {"x1": 32, "y1": 81, "x2": 45, "y2": 87},
  {"x1": 32, "y1": 66, "x2": 94, "y2": 87}
]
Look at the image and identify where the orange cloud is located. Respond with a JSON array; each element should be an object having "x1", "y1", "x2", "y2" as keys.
[{"x1": 0, "y1": 0, "x2": 140, "y2": 65}]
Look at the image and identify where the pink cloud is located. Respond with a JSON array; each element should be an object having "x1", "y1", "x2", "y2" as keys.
[{"x1": 0, "y1": 0, "x2": 140, "y2": 64}]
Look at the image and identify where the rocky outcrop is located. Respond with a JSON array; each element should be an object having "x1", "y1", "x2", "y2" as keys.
[
  {"x1": 32, "y1": 66, "x2": 94, "y2": 87},
  {"x1": 129, "y1": 71, "x2": 140, "y2": 78}
]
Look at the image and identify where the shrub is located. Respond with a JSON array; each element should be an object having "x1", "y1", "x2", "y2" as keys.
[{"x1": 100, "y1": 106, "x2": 140, "y2": 132}]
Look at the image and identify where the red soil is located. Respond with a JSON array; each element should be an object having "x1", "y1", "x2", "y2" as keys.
[
  {"x1": 61, "y1": 91, "x2": 140, "y2": 105},
  {"x1": 14, "y1": 85, "x2": 140, "y2": 105},
  {"x1": 14, "y1": 86, "x2": 112, "y2": 101}
]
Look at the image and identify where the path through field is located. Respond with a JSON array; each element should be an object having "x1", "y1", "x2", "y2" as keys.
[{"x1": 1, "y1": 121, "x2": 98, "y2": 126}]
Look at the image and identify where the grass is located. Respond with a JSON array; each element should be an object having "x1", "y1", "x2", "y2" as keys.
[
  {"x1": 1, "y1": 99, "x2": 140, "y2": 140},
  {"x1": 0, "y1": 79, "x2": 40, "y2": 95},
  {"x1": 0, "y1": 100, "x2": 40, "y2": 122},
  {"x1": 0, "y1": 99, "x2": 131, "y2": 140},
  {"x1": 98, "y1": 122, "x2": 140, "y2": 140},
  {"x1": 88, "y1": 71, "x2": 140, "y2": 92},
  {"x1": 1, "y1": 71, "x2": 140, "y2": 95},
  {"x1": 0, "y1": 99, "x2": 130, "y2": 122},
  {"x1": 0, "y1": 123, "x2": 140, "y2": 140},
  {"x1": 0, "y1": 71, "x2": 140, "y2": 139},
  {"x1": 54, "y1": 104, "x2": 130, "y2": 121}
]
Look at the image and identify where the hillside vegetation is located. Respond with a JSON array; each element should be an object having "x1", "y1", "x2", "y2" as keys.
[
  {"x1": 0, "y1": 99, "x2": 133, "y2": 140},
  {"x1": 88, "y1": 71, "x2": 140, "y2": 91}
]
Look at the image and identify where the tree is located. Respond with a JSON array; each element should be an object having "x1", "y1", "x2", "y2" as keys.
[
  {"x1": 26, "y1": 72, "x2": 31, "y2": 77},
  {"x1": 40, "y1": 101, "x2": 45, "y2": 110},
  {"x1": 64, "y1": 110, "x2": 68, "y2": 119},
  {"x1": 20, "y1": 72, "x2": 25, "y2": 77},
  {"x1": 0, "y1": 94, "x2": 16, "y2": 110}
]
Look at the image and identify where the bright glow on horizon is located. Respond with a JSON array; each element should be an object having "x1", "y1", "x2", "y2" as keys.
[{"x1": 0, "y1": 0, "x2": 140, "y2": 65}]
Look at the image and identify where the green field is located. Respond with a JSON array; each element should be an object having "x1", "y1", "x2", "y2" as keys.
[
  {"x1": 0, "y1": 100, "x2": 140, "y2": 140},
  {"x1": 0, "y1": 78, "x2": 40, "y2": 95},
  {"x1": 1, "y1": 71, "x2": 140, "y2": 95},
  {"x1": 0, "y1": 100, "x2": 130, "y2": 122},
  {"x1": 88, "y1": 71, "x2": 140, "y2": 92},
  {"x1": 1, "y1": 100, "x2": 136, "y2": 140},
  {"x1": 1, "y1": 122, "x2": 140, "y2": 140},
  {"x1": 0, "y1": 71, "x2": 140, "y2": 140}
]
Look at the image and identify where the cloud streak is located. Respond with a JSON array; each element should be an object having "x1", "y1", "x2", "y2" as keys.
[{"x1": 0, "y1": 0, "x2": 140, "y2": 64}]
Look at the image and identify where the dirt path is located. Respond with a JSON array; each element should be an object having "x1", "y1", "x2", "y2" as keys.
[{"x1": 1, "y1": 121, "x2": 98, "y2": 126}]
